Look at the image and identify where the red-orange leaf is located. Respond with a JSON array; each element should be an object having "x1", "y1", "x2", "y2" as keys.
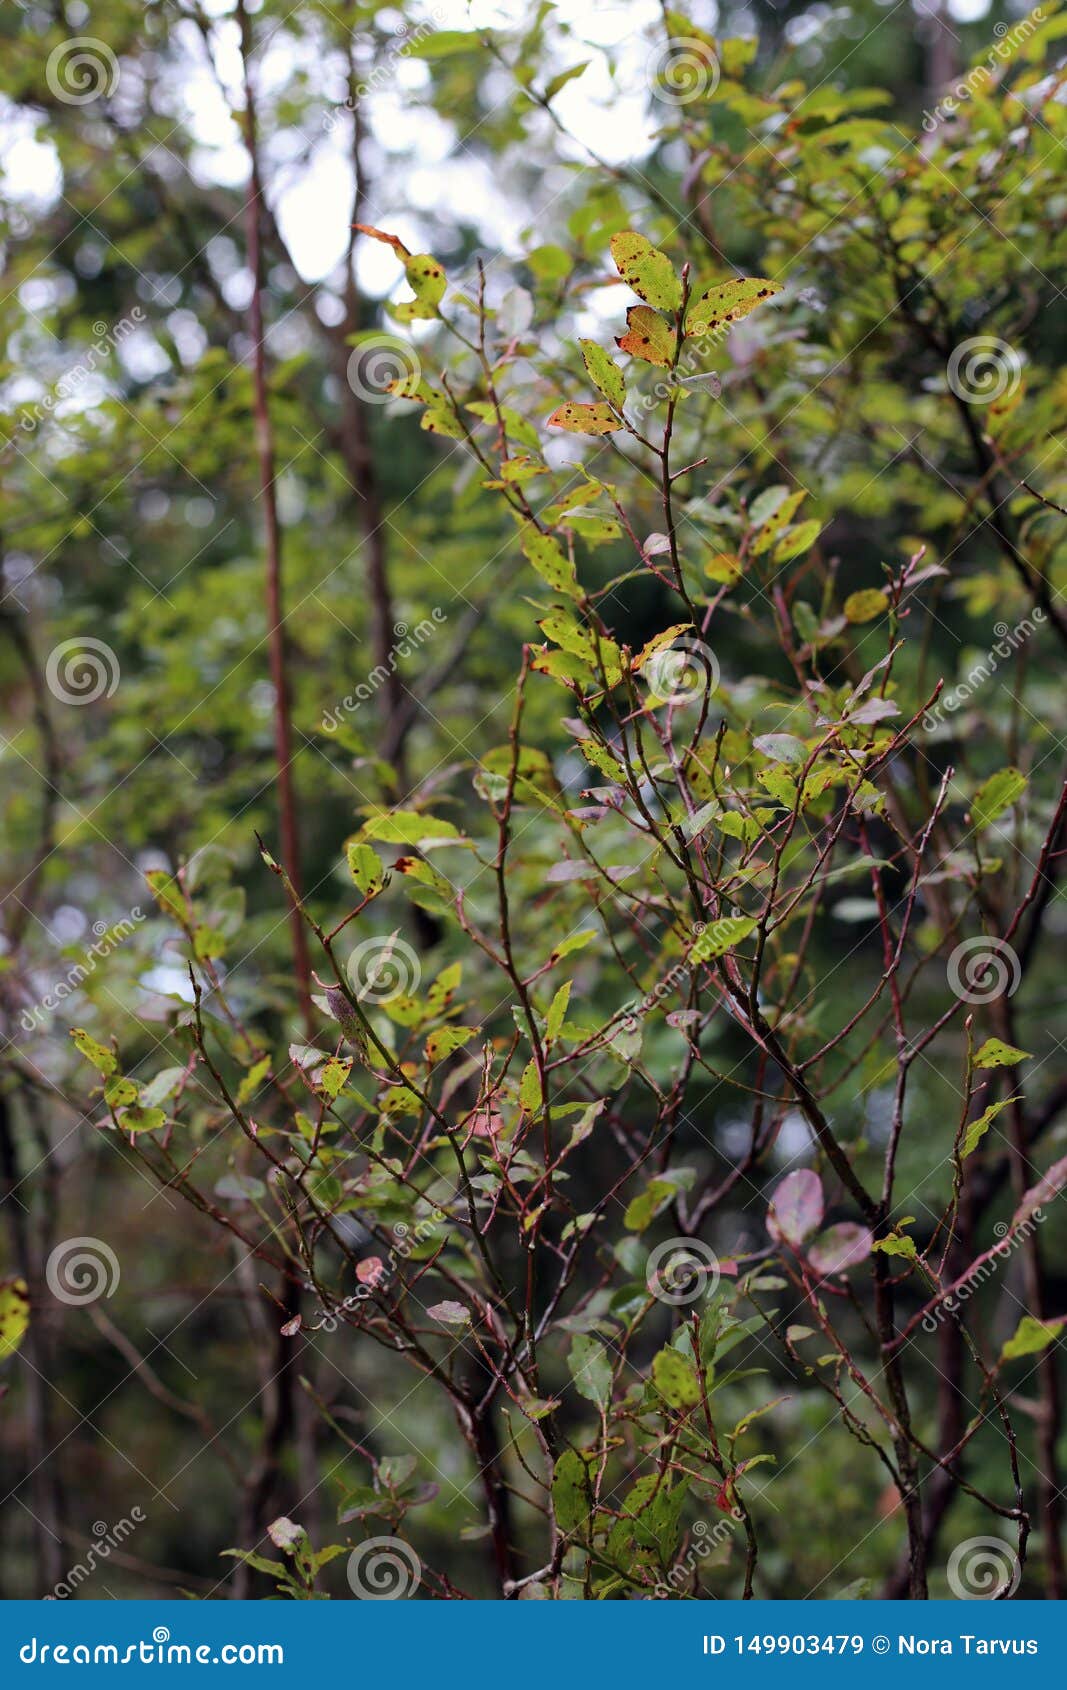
[{"x1": 616, "y1": 305, "x2": 677, "y2": 368}]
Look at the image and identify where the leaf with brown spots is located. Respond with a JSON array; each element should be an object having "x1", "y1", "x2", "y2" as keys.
[
  {"x1": 616, "y1": 305, "x2": 677, "y2": 368},
  {"x1": 609, "y1": 231, "x2": 682, "y2": 312},
  {"x1": 685, "y1": 277, "x2": 782, "y2": 336},
  {"x1": 548, "y1": 402, "x2": 622, "y2": 436},
  {"x1": 0, "y1": 1278, "x2": 29, "y2": 1362}
]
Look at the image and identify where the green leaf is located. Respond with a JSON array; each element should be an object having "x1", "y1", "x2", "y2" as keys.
[
  {"x1": 362, "y1": 810, "x2": 463, "y2": 848},
  {"x1": 974, "y1": 1038, "x2": 1030, "y2": 1070},
  {"x1": 569, "y1": 1333, "x2": 612, "y2": 1409},
  {"x1": 519, "y1": 524, "x2": 580, "y2": 599},
  {"x1": 546, "y1": 981, "x2": 572, "y2": 1042},
  {"x1": 623, "y1": 1178, "x2": 676, "y2": 1232},
  {"x1": 609, "y1": 231, "x2": 682, "y2": 312},
  {"x1": 844, "y1": 589, "x2": 889, "y2": 623},
  {"x1": 544, "y1": 61, "x2": 590, "y2": 100},
  {"x1": 552, "y1": 1449, "x2": 592, "y2": 1533},
  {"x1": 961, "y1": 1096, "x2": 1019, "y2": 1158},
  {"x1": 685, "y1": 277, "x2": 781, "y2": 335},
  {"x1": 116, "y1": 1108, "x2": 165, "y2": 1135},
  {"x1": 103, "y1": 1075, "x2": 138, "y2": 1108},
  {"x1": 972, "y1": 767, "x2": 1027, "y2": 830},
  {"x1": 519, "y1": 1059, "x2": 543, "y2": 1114},
  {"x1": 1000, "y1": 1314, "x2": 1065, "y2": 1363},
  {"x1": 579, "y1": 339, "x2": 626, "y2": 407},
  {"x1": 318, "y1": 1055, "x2": 353, "y2": 1099},
  {"x1": 751, "y1": 489, "x2": 806, "y2": 556},
  {"x1": 347, "y1": 842, "x2": 386, "y2": 895},
  {"x1": 424, "y1": 1026, "x2": 478, "y2": 1065},
  {"x1": 652, "y1": 1347, "x2": 701, "y2": 1409},
  {"x1": 70, "y1": 1027, "x2": 116, "y2": 1076},
  {"x1": 236, "y1": 1055, "x2": 272, "y2": 1106},
  {"x1": 871, "y1": 1233, "x2": 918, "y2": 1260},
  {"x1": 689, "y1": 915, "x2": 757, "y2": 963}
]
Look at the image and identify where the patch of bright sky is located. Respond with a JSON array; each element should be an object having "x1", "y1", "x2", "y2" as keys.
[{"x1": 174, "y1": 0, "x2": 674, "y2": 290}]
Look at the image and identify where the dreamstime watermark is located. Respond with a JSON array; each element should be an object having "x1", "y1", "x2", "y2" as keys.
[
  {"x1": 921, "y1": 9, "x2": 1046, "y2": 131},
  {"x1": 648, "y1": 37, "x2": 721, "y2": 104},
  {"x1": 345, "y1": 336, "x2": 423, "y2": 404},
  {"x1": 921, "y1": 1209, "x2": 1045, "y2": 1333},
  {"x1": 946, "y1": 1535, "x2": 1021, "y2": 1599},
  {"x1": 643, "y1": 636, "x2": 720, "y2": 705},
  {"x1": 922, "y1": 609, "x2": 1045, "y2": 730},
  {"x1": 20, "y1": 908, "x2": 145, "y2": 1033},
  {"x1": 947, "y1": 336, "x2": 1022, "y2": 405},
  {"x1": 19, "y1": 1631, "x2": 283, "y2": 1666},
  {"x1": 47, "y1": 1512, "x2": 146, "y2": 1600},
  {"x1": 45, "y1": 637, "x2": 121, "y2": 705},
  {"x1": 321, "y1": 610, "x2": 446, "y2": 731},
  {"x1": 346, "y1": 1535, "x2": 422, "y2": 1599},
  {"x1": 309, "y1": 1213, "x2": 448, "y2": 1329},
  {"x1": 947, "y1": 936, "x2": 1021, "y2": 1004},
  {"x1": 323, "y1": 11, "x2": 447, "y2": 130},
  {"x1": 46, "y1": 1237, "x2": 120, "y2": 1306},
  {"x1": 45, "y1": 37, "x2": 120, "y2": 105},
  {"x1": 627, "y1": 316, "x2": 731, "y2": 430},
  {"x1": 18, "y1": 310, "x2": 144, "y2": 433},
  {"x1": 653, "y1": 1512, "x2": 741, "y2": 1596},
  {"x1": 646, "y1": 1237, "x2": 720, "y2": 1306},
  {"x1": 346, "y1": 934, "x2": 422, "y2": 1004},
  {"x1": 619, "y1": 914, "x2": 749, "y2": 1031}
]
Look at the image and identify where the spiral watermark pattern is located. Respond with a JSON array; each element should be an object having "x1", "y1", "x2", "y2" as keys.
[
  {"x1": 644, "y1": 637, "x2": 720, "y2": 706},
  {"x1": 46, "y1": 38, "x2": 120, "y2": 105},
  {"x1": 46, "y1": 1237, "x2": 120, "y2": 1305},
  {"x1": 45, "y1": 637, "x2": 120, "y2": 705},
  {"x1": 946, "y1": 1535, "x2": 1021, "y2": 1599},
  {"x1": 649, "y1": 38, "x2": 720, "y2": 105},
  {"x1": 646, "y1": 1238, "x2": 720, "y2": 1306},
  {"x1": 346, "y1": 337, "x2": 422, "y2": 404},
  {"x1": 346, "y1": 1536, "x2": 422, "y2": 1599},
  {"x1": 947, "y1": 937, "x2": 1021, "y2": 1004},
  {"x1": 346, "y1": 935, "x2": 421, "y2": 1004},
  {"x1": 947, "y1": 337, "x2": 1022, "y2": 405}
]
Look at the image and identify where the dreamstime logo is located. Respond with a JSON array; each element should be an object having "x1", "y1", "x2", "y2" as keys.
[
  {"x1": 19, "y1": 908, "x2": 145, "y2": 1033},
  {"x1": 309, "y1": 1213, "x2": 449, "y2": 1330},
  {"x1": 346, "y1": 1536, "x2": 422, "y2": 1599},
  {"x1": 49, "y1": 1511, "x2": 146, "y2": 1600},
  {"x1": 947, "y1": 936, "x2": 1021, "y2": 1004},
  {"x1": 649, "y1": 38, "x2": 720, "y2": 104},
  {"x1": 45, "y1": 638, "x2": 120, "y2": 705},
  {"x1": 346, "y1": 337, "x2": 422, "y2": 404},
  {"x1": 346, "y1": 935, "x2": 421, "y2": 1004},
  {"x1": 17, "y1": 309, "x2": 145, "y2": 434},
  {"x1": 45, "y1": 37, "x2": 120, "y2": 105},
  {"x1": 323, "y1": 8, "x2": 447, "y2": 129},
  {"x1": 946, "y1": 1535, "x2": 1021, "y2": 1599},
  {"x1": 646, "y1": 1237, "x2": 720, "y2": 1306},
  {"x1": 921, "y1": 7, "x2": 1046, "y2": 131},
  {"x1": 644, "y1": 637, "x2": 720, "y2": 706},
  {"x1": 321, "y1": 610, "x2": 446, "y2": 732},
  {"x1": 922, "y1": 609, "x2": 1045, "y2": 731},
  {"x1": 921, "y1": 1209, "x2": 1044, "y2": 1333},
  {"x1": 947, "y1": 337, "x2": 1022, "y2": 405},
  {"x1": 653, "y1": 1513, "x2": 741, "y2": 1596},
  {"x1": 46, "y1": 1237, "x2": 120, "y2": 1306}
]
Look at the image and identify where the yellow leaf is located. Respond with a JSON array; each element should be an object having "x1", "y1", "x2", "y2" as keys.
[{"x1": 0, "y1": 1278, "x2": 29, "y2": 1362}]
